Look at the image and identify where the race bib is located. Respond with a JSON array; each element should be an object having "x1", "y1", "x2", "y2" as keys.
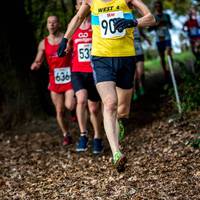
[
  {"x1": 78, "y1": 43, "x2": 92, "y2": 62},
  {"x1": 157, "y1": 27, "x2": 170, "y2": 41},
  {"x1": 190, "y1": 27, "x2": 199, "y2": 36},
  {"x1": 157, "y1": 27, "x2": 166, "y2": 38},
  {"x1": 99, "y1": 11, "x2": 125, "y2": 38},
  {"x1": 54, "y1": 67, "x2": 71, "y2": 84}
]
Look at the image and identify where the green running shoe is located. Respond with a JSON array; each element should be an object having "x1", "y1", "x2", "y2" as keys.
[
  {"x1": 118, "y1": 119, "x2": 125, "y2": 141},
  {"x1": 139, "y1": 86, "x2": 145, "y2": 96},
  {"x1": 113, "y1": 151, "x2": 127, "y2": 172},
  {"x1": 132, "y1": 92, "x2": 138, "y2": 101}
]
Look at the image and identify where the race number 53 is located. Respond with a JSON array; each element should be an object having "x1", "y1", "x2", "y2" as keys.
[
  {"x1": 99, "y1": 11, "x2": 125, "y2": 38},
  {"x1": 78, "y1": 43, "x2": 92, "y2": 62}
]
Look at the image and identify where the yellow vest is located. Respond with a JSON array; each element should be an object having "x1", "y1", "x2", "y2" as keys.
[{"x1": 91, "y1": 0, "x2": 135, "y2": 57}]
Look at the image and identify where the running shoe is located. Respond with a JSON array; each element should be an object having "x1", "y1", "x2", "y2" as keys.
[
  {"x1": 92, "y1": 138, "x2": 103, "y2": 154},
  {"x1": 62, "y1": 135, "x2": 72, "y2": 146},
  {"x1": 76, "y1": 135, "x2": 88, "y2": 152},
  {"x1": 70, "y1": 110, "x2": 77, "y2": 122},
  {"x1": 139, "y1": 86, "x2": 145, "y2": 96},
  {"x1": 118, "y1": 119, "x2": 125, "y2": 142},
  {"x1": 113, "y1": 151, "x2": 127, "y2": 172},
  {"x1": 132, "y1": 92, "x2": 138, "y2": 101}
]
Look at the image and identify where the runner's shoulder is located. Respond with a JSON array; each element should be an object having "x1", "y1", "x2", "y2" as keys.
[{"x1": 38, "y1": 39, "x2": 45, "y2": 51}]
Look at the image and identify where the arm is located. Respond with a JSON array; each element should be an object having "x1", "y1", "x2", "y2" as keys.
[
  {"x1": 129, "y1": 0, "x2": 155, "y2": 27},
  {"x1": 114, "y1": 0, "x2": 155, "y2": 32},
  {"x1": 64, "y1": 2, "x2": 91, "y2": 40},
  {"x1": 58, "y1": 1, "x2": 90, "y2": 57},
  {"x1": 30, "y1": 40, "x2": 45, "y2": 70}
]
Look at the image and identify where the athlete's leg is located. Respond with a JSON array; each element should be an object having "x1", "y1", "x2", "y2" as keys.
[
  {"x1": 51, "y1": 91, "x2": 68, "y2": 136},
  {"x1": 117, "y1": 87, "x2": 133, "y2": 119},
  {"x1": 75, "y1": 89, "x2": 88, "y2": 133},
  {"x1": 88, "y1": 100, "x2": 102, "y2": 139},
  {"x1": 96, "y1": 81, "x2": 119, "y2": 156},
  {"x1": 64, "y1": 89, "x2": 76, "y2": 111},
  {"x1": 136, "y1": 61, "x2": 145, "y2": 88}
]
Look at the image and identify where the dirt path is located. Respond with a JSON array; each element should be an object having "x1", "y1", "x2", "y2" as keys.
[{"x1": 0, "y1": 71, "x2": 200, "y2": 200}]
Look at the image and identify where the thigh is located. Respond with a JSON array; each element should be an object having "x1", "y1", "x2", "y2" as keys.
[
  {"x1": 96, "y1": 81, "x2": 117, "y2": 105},
  {"x1": 64, "y1": 89, "x2": 75, "y2": 109},
  {"x1": 157, "y1": 41, "x2": 166, "y2": 55},
  {"x1": 116, "y1": 57, "x2": 136, "y2": 89},
  {"x1": 50, "y1": 91, "x2": 65, "y2": 111},
  {"x1": 117, "y1": 87, "x2": 133, "y2": 108},
  {"x1": 75, "y1": 89, "x2": 88, "y2": 104}
]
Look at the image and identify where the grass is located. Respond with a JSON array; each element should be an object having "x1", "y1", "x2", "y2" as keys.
[{"x1": 144, "y1": 51, "x2": 194, "y2": 72}]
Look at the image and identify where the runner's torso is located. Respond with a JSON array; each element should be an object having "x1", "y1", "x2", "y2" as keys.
[
  {"x1": 155, "y1": 13, "x2": 171, "y2": 42},
  {"x1": 185, "y1": 19, "x2": 200, "y2": 40},
  {"x1": 71, "y1": 26, "x2": 93, "y2": 72},
  {"x1": 91, "y1": 0, "x2": 135, "y2": 57},
  {"x1": 44, "y1": 37, "x2": 71, "y2": 85}
]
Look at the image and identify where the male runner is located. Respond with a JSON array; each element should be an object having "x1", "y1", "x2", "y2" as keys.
[
  {"x1": 58, "y1": 0, "x2": 155, "y2": 172},
  {"x1": 148, "y1": 0, "x2": 173, "y2": 82},
  {"x1": 132, "y1": 26, "x2": 151, "y2": 101},
  {"x1": 183, "y1": 8, "x2": 200, "y2": 60},
  {"x1": 69, "y1": 0, "x2": 103, "y2": 154},
  {"x1": 31, "y1": 16, "x2": 75, "y2": 146}
]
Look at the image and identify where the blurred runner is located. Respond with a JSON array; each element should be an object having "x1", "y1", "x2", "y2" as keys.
[
  {"x1": 31, "y1": 16, "x2": 75, "y2": 146},
  {"x1": 132, "y1": 26, "x2": 151, "y2": 101},
  {"x1": 183, "y1": 7, "x2": 200, "y2": 64},
  {"x1": 148, "y1": 1, "x2": 173, "y2": 82}
]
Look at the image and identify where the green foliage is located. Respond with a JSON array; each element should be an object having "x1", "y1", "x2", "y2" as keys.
[
  {"x1": 169, "y1": 62, "x2": 200, "y2": 112},
  {"x1": 145, "y1": 0, "x2": 193, "y2": 15},
  {"x1": 187, "y1": 133, "x2": 200, "y2": 148},
  {"x1": 24, "y1": 0, "x2": 74, "y2": 42}
]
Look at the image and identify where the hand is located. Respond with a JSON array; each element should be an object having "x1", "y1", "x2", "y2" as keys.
[
  {"x1": 57, "y1": 38, "x2": 68, "y2": 57},
  {"x1": 114, "y1": 18, "x2": 138, "y2": 32},
  {"x1": 31, "y1": 62, "x2": 40, "y2": 70}
]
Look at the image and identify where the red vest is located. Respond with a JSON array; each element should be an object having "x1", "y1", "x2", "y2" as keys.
[
  {"x1": 71, "y1": 26, "x2": 92, "y2": 73},
  {"x1": 44, "y1": 37, "x2": 71, "y2": 76},
  {"x1": 44, "y1": 37, "x2": 72, "y2": 93}
]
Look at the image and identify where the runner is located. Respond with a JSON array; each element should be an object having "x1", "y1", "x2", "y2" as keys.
[
  {"x1": 31, "y1": 16, "x2": 75, "y2": 146},
  {"x1": 148, "y1": 0, "x2": 173, "y2": 82},
  {"x1": 132, "y1": 26, "x2": 151, "y2": 101},
  {"x1": 183, "y1": 7, "x2": 200, "y2": 61},
  {"x1": 69, "y1": 0, "x2": 103, "y2": 154},
  {"x1": 58, "y1": 0, "x2": 155, "y2": 172}
]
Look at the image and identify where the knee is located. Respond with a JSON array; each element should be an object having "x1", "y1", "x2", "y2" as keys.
[
  {"x1": 88, "y1": 104, "x2": 99, "y2": 115},
  {"x1": 65, "y1": 101, "x2": 75, "y2": 111},
  {"x1": 103, "y1": 98, "x2": 117, "y2": 114},
  {"x1": 77, "y1": 98, "x2": 87, "y2": 107},
  {"x1": 118, "y1": 104, "x2": 129, "y2": 118}
]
